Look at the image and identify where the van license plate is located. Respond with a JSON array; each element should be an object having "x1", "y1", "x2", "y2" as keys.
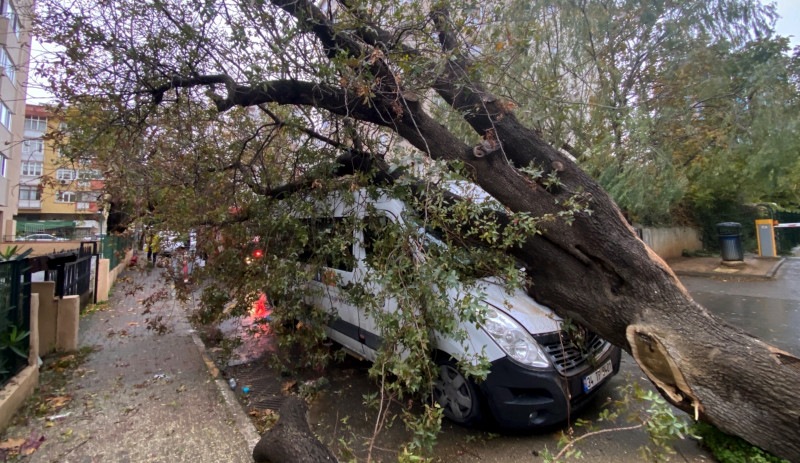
[{"x1": 582, "y1": 360, "x2": 613, "y2": 392}]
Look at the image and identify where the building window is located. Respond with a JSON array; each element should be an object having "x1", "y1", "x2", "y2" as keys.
[
  {"x1": 76, "y1": 169, "x2": 103, "y2": 180},
  {"x1": 0, "y1": 151, "x2": 6, "y2": 177},
  {"x1": 0, "y1": 47, "x2": 14, "y2": 84},
  {"x1": 57, "y1": 191, "x2": 76, "y2": 203},
  {"x1": 77, "y1": 191, "x2": 100, "y2": 202},
  {"x1": 3, "y1": 1, "x2": 20, "y2": 39},
  {"x1": 0, "y1": 101, "x2": 12, "y2": 130},
  {"x1": 19, "y1": 185, "x2": 40, "y2": 200},
  {"x1": 22, "y1": 138, "x2": 43, "y2": 156},
  {"x1": 56, "y1": 168, "x2": 75, "y2": 181},
  {"x1": 20, "y1": 161, "x2": 42, "y2": 176},
  {"x1": 24, "y1": 116, "x2": 47, "y2": 133}
]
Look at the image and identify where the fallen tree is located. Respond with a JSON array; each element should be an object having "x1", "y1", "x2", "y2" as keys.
[{"x1": 37, "y1": 0, "x2": 800, "y2": 459}]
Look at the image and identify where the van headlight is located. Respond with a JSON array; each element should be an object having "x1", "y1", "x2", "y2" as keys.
[{"x1": 482, "y1": 306, "x2": 551, "y2": 369}]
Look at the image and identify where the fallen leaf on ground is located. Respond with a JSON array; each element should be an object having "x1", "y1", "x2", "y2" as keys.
[
  {"x1": 45, "y1": 396, "x2": 72, "y2": 410},
  {"x1": 0, "y1": 438, "x2": 25, "y2": 450},
  {"x1": 281, "y1": 380, "x2": 297, "y2": 393},
  {"x1": 20, "y1": 432, "x2": 45, "y2": 455}
]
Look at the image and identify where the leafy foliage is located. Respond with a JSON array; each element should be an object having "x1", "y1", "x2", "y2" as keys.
[
  {"x1": 693, "y1": 422, "x2": 789, "y2": 463},
  {"x1": 541, "y1": 381, "x2": 697, "y2": 462},
  {"x1": 0, "y1": 326, "x2": 29, "y2": 361}
]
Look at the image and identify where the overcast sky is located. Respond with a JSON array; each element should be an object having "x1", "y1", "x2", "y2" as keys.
[{"x1": 775, "y1": 0, "x2": 800, "y2": 47}]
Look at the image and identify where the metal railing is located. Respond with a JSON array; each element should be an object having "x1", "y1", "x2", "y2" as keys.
[
  {"x1": 58, "y1": 254, "x2": 93, "y2": 297},
  {"x1": 0, "y1": 258, "x2": 32, "y2": 387},
  {"x1": 102, "y1": 235, "x2": 133, "y2": 270}
]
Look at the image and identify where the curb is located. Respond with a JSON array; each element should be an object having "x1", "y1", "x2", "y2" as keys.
[
  {"x1": 765, "y1": 257, "x2": 787, "y2": 279},
  {"x1": 671, "y1": 257, "x2": 785, "y2": 280},
  {"x1": 190, "y1": 330, "x2": 262, "y2": 452}
]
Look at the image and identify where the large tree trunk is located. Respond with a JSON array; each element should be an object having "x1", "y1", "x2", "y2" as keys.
[
  {"x1": 382, "y1": 92, "x2": 800, "y2": 458},
  {"x1": 252, "y1": 395, "x2": 338, "y2": 463},
  {"x1": 427, "y1": 12, "x2": 800, "y2": 460},
  {"x1": 142, "y1": 1, "x2": 800, "y2": 459},
  {"x1": 466, "y1": 125, "x2": 800, "y2": 462}
]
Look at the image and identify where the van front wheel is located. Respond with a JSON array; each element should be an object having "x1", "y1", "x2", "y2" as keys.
[{"x1": 433, "y1": 360, "x2": 483, "y2": 426}]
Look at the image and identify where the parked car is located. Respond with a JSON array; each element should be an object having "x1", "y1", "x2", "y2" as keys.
[
  {"x1": 158, "y1": 231, "x2": 186, "y2": 257},
  {"x1": 21, "y1": 233, "x2": 66, "y2": 241},
  {"x1": 298, "y1": 189, "x2": 621, "y2": 429}
]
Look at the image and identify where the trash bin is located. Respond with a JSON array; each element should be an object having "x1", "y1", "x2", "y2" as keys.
[{"x1": 717, "y1": 222, "x2": 744, "y2": 261}]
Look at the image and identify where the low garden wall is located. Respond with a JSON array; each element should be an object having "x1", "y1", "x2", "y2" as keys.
[{"x1": 638, "y1": 226, "x2": 703, "y2": 259}]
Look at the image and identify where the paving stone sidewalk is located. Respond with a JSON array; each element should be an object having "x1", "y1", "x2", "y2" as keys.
[{"x1": 5, "y1": 266, "x2": 259, "y2": 463}]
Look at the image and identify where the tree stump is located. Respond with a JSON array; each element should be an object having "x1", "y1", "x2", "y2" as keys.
[{"x1": 252, "y1": 395, "x2": 338, "y2": 463}]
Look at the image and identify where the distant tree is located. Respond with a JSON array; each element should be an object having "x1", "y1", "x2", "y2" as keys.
[{"x1": 463, "y1": 0, "x2": 799, "y2": 225}]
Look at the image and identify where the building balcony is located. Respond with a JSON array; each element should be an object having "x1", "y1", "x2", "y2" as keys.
[
  {"x1": 18, "y1": 199, "x2": 41, "y2": 209},
  {"x1": 75, "y1": 202, "x2": 91, "y2": 211}
]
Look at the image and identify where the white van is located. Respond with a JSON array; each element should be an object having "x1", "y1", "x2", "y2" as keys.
[{"x1": 303, "y1": 189, "x2": 621, "y2": 429}]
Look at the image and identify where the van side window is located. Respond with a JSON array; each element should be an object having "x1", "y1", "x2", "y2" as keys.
[
  {"x1": 299, "y1": 218, "x2": 355, "y2": 272},
  {"x1": 363, "y1": 215, "x2": 390, "y2": 266}
]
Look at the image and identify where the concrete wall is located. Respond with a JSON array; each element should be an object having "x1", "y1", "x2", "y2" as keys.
[
  {"x1": 56, "y1": 296, "x2": 80, "y2": 352},
  {"x1": 3, "y1": 241, "x2": 81, "y2": 257},
  {"x1": 640, "y1": 226, "x2": 703, "y2": 259},
  {"x1": 96, "y1": 249, "x2": 133, "y2": 303},
  {"x1": 96, "y1": 258, "x2": 111, "y2": 303},
  {"x1": 31, "y1": 282, "x2": 81, "y2": 357},
  {"x1": 32, "y1": 282, "x2": 58, "y2": 356}
]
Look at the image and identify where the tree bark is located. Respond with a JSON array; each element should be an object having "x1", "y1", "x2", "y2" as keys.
[{"x1": 252, "y1": 395, "x2": 338, "y2": 463}]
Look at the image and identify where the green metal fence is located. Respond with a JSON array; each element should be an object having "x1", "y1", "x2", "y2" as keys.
[{"x1": 102, "y1": 235, "x2": 133, "y2": 269}]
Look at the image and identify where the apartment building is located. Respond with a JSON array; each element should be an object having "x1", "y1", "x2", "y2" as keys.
[
  {"x1": 0, "y1": 0, "x2": 32, "y2": 240},
  {"x1": 16, "y1": 104, "x2": 106, "y2": 238}
]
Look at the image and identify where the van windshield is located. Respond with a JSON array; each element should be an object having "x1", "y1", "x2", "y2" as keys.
[
  {"x1": 411, "y1": 220, "x2": 502, "y2": 280},
  {"x1": 363, "y1": 206, "x2": 520, "y2": 281}
]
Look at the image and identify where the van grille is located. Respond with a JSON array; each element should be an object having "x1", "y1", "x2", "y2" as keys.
[{"x1": 535, "y1": 331, "x2": 609, "y2": 376}]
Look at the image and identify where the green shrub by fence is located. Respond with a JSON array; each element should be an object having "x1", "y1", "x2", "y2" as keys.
[{"x1": 0, "y1": 259, "x2": 31, "y2": 387}]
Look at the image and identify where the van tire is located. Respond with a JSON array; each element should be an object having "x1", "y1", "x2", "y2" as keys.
[{"x1": 433, "y1": 358, "x2": 483, "y2": 426}]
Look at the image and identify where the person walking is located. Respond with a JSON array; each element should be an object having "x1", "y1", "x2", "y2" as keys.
[{"x1": 148, "y1": 233, "x2": 161, "y2": 266}]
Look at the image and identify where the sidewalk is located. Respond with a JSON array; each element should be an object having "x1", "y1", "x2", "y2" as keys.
[
  {"x1": 4, "y1": 267, "x2": 259, "y2": 462},
  {"x1": 667, "y1": 254, "x2": 785, "y2": 279}
]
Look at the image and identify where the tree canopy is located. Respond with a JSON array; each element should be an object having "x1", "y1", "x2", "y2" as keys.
[{"x1": 32, "y1": 0, "x2": 800, "y2": 460}]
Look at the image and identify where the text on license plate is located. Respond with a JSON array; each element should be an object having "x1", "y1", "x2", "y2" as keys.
[{"x1": 582, "y1": 360, "x2": 613, "y2": 393}]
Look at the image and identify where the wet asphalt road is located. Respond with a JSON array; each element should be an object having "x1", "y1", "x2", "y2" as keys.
[{"x1": 680, "y1": 257, "x2": 800, "y2": 356}]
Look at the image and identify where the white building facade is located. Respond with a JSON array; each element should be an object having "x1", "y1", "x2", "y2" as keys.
[{"x1": 0, "y1": 0, "x2": 32, "y2": 240}]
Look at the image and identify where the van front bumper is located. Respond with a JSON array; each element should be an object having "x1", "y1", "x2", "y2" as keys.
[{"x1": 480, "y1": 346, "x2": 621, "y2": 429}]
